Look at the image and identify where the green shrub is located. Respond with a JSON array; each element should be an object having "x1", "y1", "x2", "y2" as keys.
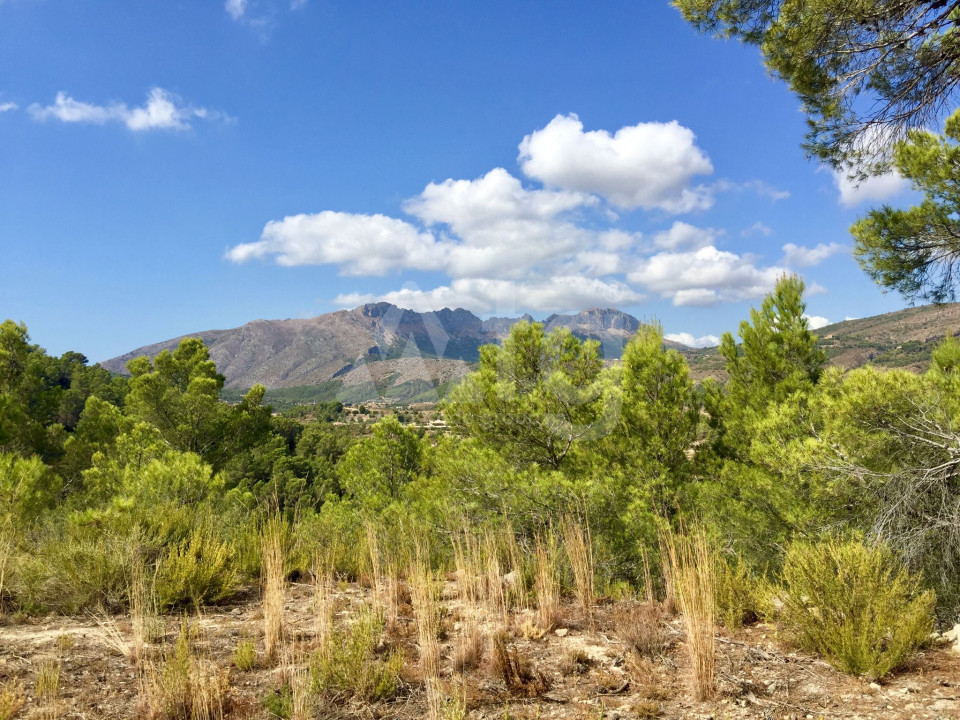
[
  {"x1": 780, "y1": 537, "x2": 935, "y2": 679},
  {"x1": 14, "y1": 521, "x2": 134, "y2": 613},
  {"x1": 714, "y1": 553, "x2": 771, "y2": 630},
  {"x1": 311, "y1": 605, "x2": 403, "y2": 701},
  {"x1": 232, "y1": 638, "x2": 258, "y2": 672},
  {"x1": 154, "y1": 523, "x2": 239, "y2": 610}
]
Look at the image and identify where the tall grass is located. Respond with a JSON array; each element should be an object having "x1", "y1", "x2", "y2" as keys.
[
  {"x1": 410, "y1": 553, "x2": 442, "y2": 720},
  {"x1": 313, "y1": 554, "x2": 334, "y2": 658},
  {"x1": 534, "y1": 532, "x2": 561, "y2": 631},
  {"x1": 561, "y1": 516, "x2": 594, "y2": 618},
  {"x1": 139, "y1": 619, "x2": 230, "y2": 720},
  {"x1": 664, "y1": 527, "x2": 715, "y2": 701},
  {"x1": 261, "y1": 516, "x2": 286, "y2": 664},
  {"x1": 35, "y1": 655, "x2": 61, "y2": 720}
]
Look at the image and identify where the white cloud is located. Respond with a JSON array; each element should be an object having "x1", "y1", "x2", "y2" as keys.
[
  {"x1": 230, "y1": 115, "x2": 810, "y2": 317},
  {"x1": 844, "y1": 316, "x2": 859, "y2": 322},
  {"x1": 742, "y1": 180, "x2": 790, "y2": 201},
  {"x1": 28, "y1": 88, "x2": 229, "y2": 132},
  {"x1": 781, "y1": 242, "x2": 846, "y2": 267},
  {"x1": 226, "y1": 211, "x2": 444, "y2": 275},
  {"x1": 803, "y1": 314, "x2": 831, "y2": 330},
  {"x1": 653, "y1": 221, "x2": 717, "y2": 250},
  {"x1": 518, "y1": 114, "x2": 714, "y2": 212},
  {"x1": 833, "y1": 168, "x2": 908, "y2": 208},
  {"x1": 629, "y1": 246, "x2": 787, "y2": 306},
  {"x1": 741, "y1": 221, "x2": 772, "y2": 237},
  {"x1": 0, "y1": 102, "x2": 17, "y2": 113},
  {"x1": 225, "y1": 0, "x2": 247, "y2": 19},
  {"x1": 665, "y1": 332, "x2": 720, "y2": 348},
  {"x1": 336, "y1": 277, "x2": 644, "y2": 315}
]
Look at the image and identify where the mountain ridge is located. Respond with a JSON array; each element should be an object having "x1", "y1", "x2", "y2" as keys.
[
  {"x1": 101, "y1": 303, "x2": 658, "y2": 390},
  {"x1": 102, "y1": 301, "x2": 960, "y2": 403}
]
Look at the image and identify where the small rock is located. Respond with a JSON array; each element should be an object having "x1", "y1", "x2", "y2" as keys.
[
  {"x1": 502, "y1": 570, "x2": 520, "y2": 587},
  {"x1": 555, "y1": 628, "x2": 568, "y2": 637},
  {"x1": 869, "y1": 682, "x2": 882, "y2": 691},
  {"x1": 231, "y1": 608, "x2": 242, "y2": 616}
]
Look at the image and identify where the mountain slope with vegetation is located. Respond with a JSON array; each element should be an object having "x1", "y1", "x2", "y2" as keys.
[{"x1": 682, "y1": 301, "x2": 960, "y2": 381}]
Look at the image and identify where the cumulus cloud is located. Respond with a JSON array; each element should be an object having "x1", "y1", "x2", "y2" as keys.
[
  {"x1": 337, "y1": 277, "x2": 644, "y2": 315},
  {"x1": 804, "y1": 314, "x2": 831, "y2": 330},
  {"x1": 230, "y1": 115, "x2": 801, "y2": 316},
  {"x1": 665, "y1": 332, "x2": 720, "y2": 348},
  {"x1": 0, "y1": 102, "x2": 17, "y2": 113},
  {"x1": 741, "y1": 221, "x2": 772, "y2": 237},
  {"x1": 833, "y1": 168, "x2": 908, "y2": 208},
  {"x1": 628, "y1": 246, "x2": 787, "y2": 306},
  {"x1": 225, "y1": 211, "x2": 444, "y2": 275},
  {"x1": 781, "y1": 242, "x2": 846, "y2": 267},
  {"x1": 28, "y1": 88, "x2": 229, "y2": 132},
  {"x1": 225, "y1": 0, "x2": 247, "y2": 19},
  {"x1": 742, "y1": 180, "x2": 790, "y2": 201},
  {"x1": 518, "y1": 114, "x2": 714, "y2": 212},
  {"x1": 653, "y1": 222, "x2": 717, "y2": 250}
]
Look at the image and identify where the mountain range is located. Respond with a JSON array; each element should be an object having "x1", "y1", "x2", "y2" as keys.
[{"x1": 102, "y1": 301, "x2": 960, "y2": 406}]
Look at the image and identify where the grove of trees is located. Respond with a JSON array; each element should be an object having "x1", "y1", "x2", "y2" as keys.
[{"x1": 1, "y1": 276, "x2": 958, "y2": 635}]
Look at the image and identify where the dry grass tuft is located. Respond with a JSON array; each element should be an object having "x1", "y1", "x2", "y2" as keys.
[
  {"x1": 451, "y1": 626, "x2": 485, "y2": 673},
  {"x1": 558, "y1": 648, "x2": 593, "y2": 676},
  {"x1": 664, "y1": 527, "x2": 715, "y2": 701},
  {"x1": 313, "y1": 553, "x2": 334, "y2": 657},
  {"x1": 35, "y1": 655, "x2": 61, "y2": 720},
  {"x1": 632, "y1": 699, "x2": 662, "y2": 719},
  {"x1": 641, "y1": 547, "x2": 655, "y2": 604},
  {"x1": 615, "y1": 601, "x2": 670, "y2": 659},
  {"x1": 139, "y1": 619, "x2": 230, "y2": 720},
  {"x1": 560, "y1": 516, "x2": 594, "y2": 618},
  {"x1": 366, "y1": 523, "x2": 384, "y2": 611},
  {"x1": 491, "y1": 633, "x2": 550, "y2": 697},
  {"x1": 409, "y1": 553, "x2": 442, "y2": 720},
  {"x1": 261, "y1": 515, "x2": 286, "y2": 664},
  {"x1": 482, "y1": 531, "x2": 507, "y2": 621},
  {"x1": 281, "y1": 645, "x2": 312, "y2": 720},
  {"x1": 130, "y1": 560, "x2": 152, "y2": 665},
  {"x1": 534, "y1": 533, "x2": 561, "y2": 631},
  {"x1": 0, "y1": 679, "x2": 25, "y2": 720}
]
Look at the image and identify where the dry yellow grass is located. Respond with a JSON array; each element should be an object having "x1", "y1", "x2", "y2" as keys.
[
  {"x1": 560, "y1": 516, "x2": 594, "y2": 617},
  {"x1": 313, "y1": 553, "x2": 334, "y2": 659},
  {"x1": 534, "y1": 532, "x2": 561, "y2": 631},
  {"x1": 409, "y1": 552, "x2": 441, "y2": 720},
  {"x1": 139, "y1": 618, "x2": 230, "y2": 720},
  {"x1": 0, "y1": 679, "x2": 25, "y2": 720},
  {"x1": 663, "y1": 527, "x2": 716, "y2": 701},
  {"x1": 261, "y1": 516, "x2": 286, "y2": 664},
  {"x1": 366, "y1": 522, "x2": 384, "y2": 610},
  {"x1": 35, "y1": 655, "x2": 61, "y2": 720}
]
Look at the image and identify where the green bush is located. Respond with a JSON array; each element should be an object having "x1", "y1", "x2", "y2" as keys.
[
  {"x1": 311, "y1": 606, "x2": 403, "y2": 701},
  {"x1": 154, "y1": 523, "x2": 239, "y2": 610},
  {"x1": 780, "y1": 538, "x2": 935, "y2": 679},
  {"x1": 714, "y1": 553, "x2": 771, "y2": 630},
  {"x1": 12, "y1": 521, "x2": 134, "y2": 613}
]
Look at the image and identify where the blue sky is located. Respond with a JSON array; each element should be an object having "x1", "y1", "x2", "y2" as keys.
[{"x1": 1, "y1": 0, "x2": 916, "y2": 362}]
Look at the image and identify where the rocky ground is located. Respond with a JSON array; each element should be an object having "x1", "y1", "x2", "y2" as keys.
[{"x1": 1, "y1": 580, "x2": 958, "y2": 720}]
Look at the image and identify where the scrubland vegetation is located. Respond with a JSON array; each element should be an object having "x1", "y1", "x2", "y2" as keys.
[{"x1": 1, "y1": 275, "x2": 959, "y2": 717}]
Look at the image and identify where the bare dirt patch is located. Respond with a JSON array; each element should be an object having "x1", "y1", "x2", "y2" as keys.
[{"x1": 1, "y1": 581, "x2": 958, "y2": 719}]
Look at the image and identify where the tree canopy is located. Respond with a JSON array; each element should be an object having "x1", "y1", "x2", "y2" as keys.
[
  {"x1": 673, "y1": 0, "x2": 960, "y2": 170},
  {"x1": 852, "y1": 108, "x2": 960, "y2": 302}
]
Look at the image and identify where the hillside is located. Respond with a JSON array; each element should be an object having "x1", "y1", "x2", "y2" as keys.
[
  {"x1": 103, "y1": 301, "x2": 960, "y2": 404},
  {"x1": 101, "y1": 303, "x2": 655, "y2": 402},
  {"x1": 680, "y1": 302, "x2": 960, "y2": 382}
]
